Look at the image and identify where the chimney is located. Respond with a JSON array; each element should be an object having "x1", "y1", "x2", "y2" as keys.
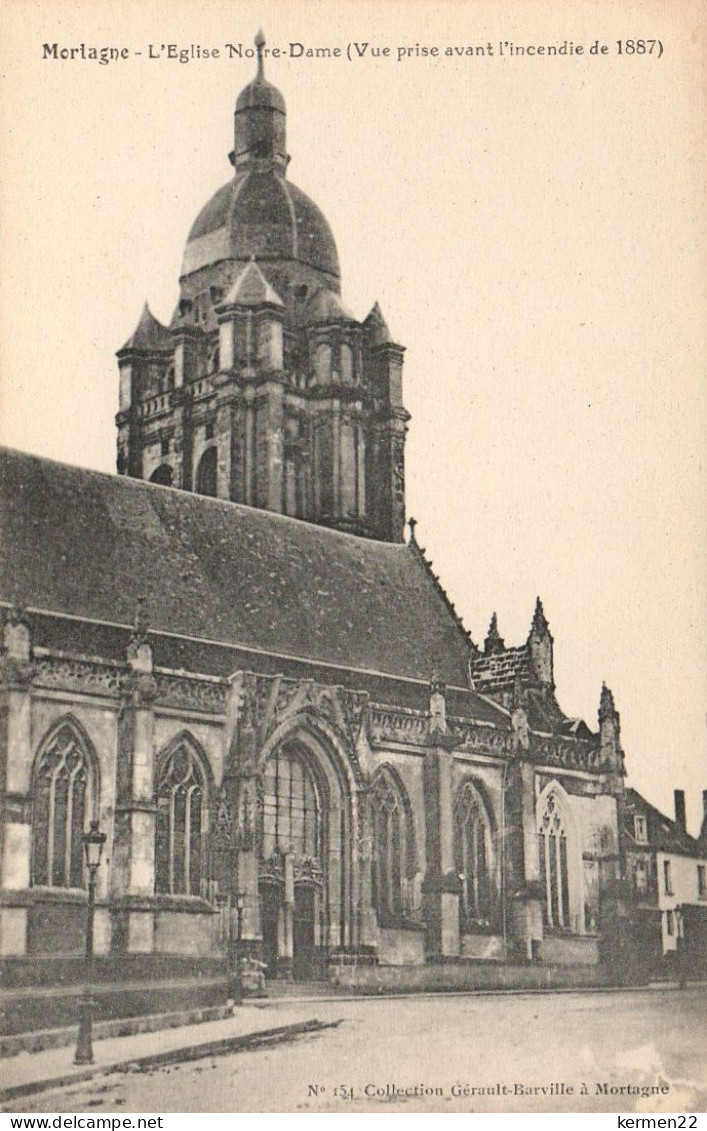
[
  {"x1": 701, "y1": 790, "x2": 707, "y2": 842},
  {"x1": 674, "y1": 790, "x2": 686, "y2": 833}
]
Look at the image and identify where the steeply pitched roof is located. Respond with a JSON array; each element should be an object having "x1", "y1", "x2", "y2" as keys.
[
  {"x1": 625, "y1": 788, "x2": 706, "y2": 859},
  {"x1": 0, "y1": 448, "x2": 494, "y2": 707},
  {"x1": 119, "y1": 303, "x2": 172, "y2": 352}
]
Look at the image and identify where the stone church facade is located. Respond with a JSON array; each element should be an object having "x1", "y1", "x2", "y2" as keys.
[{"x1": 1, "y1": 40, "x2": 631, "y2": 988}]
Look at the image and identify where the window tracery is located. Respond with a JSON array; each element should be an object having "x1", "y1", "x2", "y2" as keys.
[
  {"x1": 537, "y1": 791, "x2": 571, "y2": 929},
  {"x1": 155, "y1": 740, "x2": 207, "y2": 896},
  {"x1": 370, "y1": 769, "x2": 412, "y2": 922},
  {"x1": 261, "y1": 746, "x2": 320, "y2": 861},
  {"x1": 454, "y1": 781, "x2": 494, "y2": 929},
  {"x1": 32, "y1": 721, "x2": 95, "y2": 888}
]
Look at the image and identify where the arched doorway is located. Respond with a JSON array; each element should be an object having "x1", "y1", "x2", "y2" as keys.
[
  {"x1": 256, "y1": 730, "x2": 357, "y2": 981},
  {"x1": 258, "y1": 743, "x2": 326, "y2": 980},
  {"x1": 196, "y1": 446, "x2": 217, "y2": 497},
  {"x1": 150, "y1": 463, "x2": 173, "y2": 487}
]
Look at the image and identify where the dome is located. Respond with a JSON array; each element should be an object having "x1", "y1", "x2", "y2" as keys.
[
  {"x1": 235, "y1": 29, "x2": 285, "y2": 114},
  {"x1": 235, "y1": 76, "x2": 285, "y2": 114},
  {"x1": 306, "y1": 287, "x2": 355, "y2": 324},
  {"x1": 181, "y1": 169, "x2": 340, "y2": 282}
]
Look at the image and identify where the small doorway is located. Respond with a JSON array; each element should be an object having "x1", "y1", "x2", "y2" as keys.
[
  {"x1": 260, "y1": 882, "x2": 280, "y2": 978},
  {"x1": 293, "y1": 885, "x2": 316, "y2": 981}
]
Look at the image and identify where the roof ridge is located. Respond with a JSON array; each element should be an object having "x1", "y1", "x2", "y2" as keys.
[
  {"x1": 406, "y1": 525, "x2": 478, "y2": 656},
  {"x1": 626, "y1": 787, "x2": 704, "y2": 850},
  {"x1": 0, "y1": 445, "x2": 412, "y2": 546}
]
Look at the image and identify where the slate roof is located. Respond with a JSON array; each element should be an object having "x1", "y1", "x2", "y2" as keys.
[
  {"x1": 182, "y1": 170, "x2": 340, "y2": 281},
  {"x1": 0, "y1": 448, "x2": 504, "y2": 722},
  {"x1": 624, "y1": 788, "x2": 706, "y2": 859},
  {"x1": 119, "y1": 303, "x2": 172, "y2": 353},
  {"x1": 364, "y1": 303, "x2": 391, "y2": 346}
]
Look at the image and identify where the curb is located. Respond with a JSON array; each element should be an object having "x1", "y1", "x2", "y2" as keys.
[
  {"x1": 0, "y1": 1018, "x2": 340, "y2": 1106},
  {"x1": 0, "y1": 1004, "x2": 234, "y2": 1060},
  {"x1": 249, "y1": 979, "x2": 707, "y2": 1006}
]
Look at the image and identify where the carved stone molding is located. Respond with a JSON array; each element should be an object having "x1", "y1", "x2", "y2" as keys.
[
  {"x1": 154, "y1": 673, "x2": 228, "y2": 715},
  {"x1": 236, "y1": 673, "x2": 368, "y2": 756},
  {"x1": 530, "y1": 735, "x2": 602, "y2": 773},
  {"x1": 32, "y1": 655, "x2": 123, "y2": 698},
  {"x1": 30, "y1": 652, "x2": 229, "y2": 715},
  {"x1": 368, "y1": 706, "x2": 513, "y2": 757}
]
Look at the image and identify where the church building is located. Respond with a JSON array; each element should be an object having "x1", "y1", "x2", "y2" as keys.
[{"x1": 1, "y1": 38, "x2": 633, "y2": 994}]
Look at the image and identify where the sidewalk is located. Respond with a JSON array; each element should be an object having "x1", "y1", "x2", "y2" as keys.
[
  {"x1": 0, "y1": 1002, "x2": 330, "y2": 1105},
  {"x1": 3, "y1": 979, "x2": 703, "y2": 1106}
]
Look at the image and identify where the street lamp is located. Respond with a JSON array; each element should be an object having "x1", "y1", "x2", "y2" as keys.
[
  {"x1": 674, "y1": 905, "x2": 687, "y2": 990},
  {"x1": 232, "y1": 892, "x2": 246, "y2": 1005},
  {"x1": 74, "y1": 820, "x2": 106, "y2": 1065}
]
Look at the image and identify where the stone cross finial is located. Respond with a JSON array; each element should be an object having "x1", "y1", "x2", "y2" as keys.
[{"x1": 407, "y1": 516, "x2": 418, "y2": 543}]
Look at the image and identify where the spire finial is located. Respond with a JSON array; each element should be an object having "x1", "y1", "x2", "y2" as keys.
[
  {"x1": 255, "y1": 29, "x2": 266, "y2": 79},
  {"x1": 531, "y1": 596, "x2": 549, "y2": 635},
  {"x1": 484, "y1": 612, "x2": 505, "y2": 655},
  {"x1": 599, "y1": 681, "x2": 616, "y2": 722}
]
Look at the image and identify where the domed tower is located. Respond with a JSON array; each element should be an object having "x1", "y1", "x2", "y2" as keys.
[{"x1": 116, "y1": 33, "x2": 409, "y2": 541}]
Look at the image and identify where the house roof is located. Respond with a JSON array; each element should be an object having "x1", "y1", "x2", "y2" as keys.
[
  {"x1": 0, "y1": 448, "x2": 504, "y2": 720},
  {"x1": 625, "y1": 788, "x2": 706, "y2": 859}
]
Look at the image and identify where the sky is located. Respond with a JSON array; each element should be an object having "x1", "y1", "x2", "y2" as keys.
[{"x1": 1, "y1": 0, "x2": 705, "y2": 832}]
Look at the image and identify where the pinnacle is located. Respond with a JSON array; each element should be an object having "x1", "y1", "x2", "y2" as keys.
[
  {"x1": 599, "y1": 681, "x2": 617, "y2": 721},
  {"x1": 531, "y1": 596, "x2": 549, "y2": 635},
  {"x1": 484, "y1": 612, "x2": 505, "y2": 655}
]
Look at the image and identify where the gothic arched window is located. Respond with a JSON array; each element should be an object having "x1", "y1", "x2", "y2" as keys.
[
  {"x1": 454, "y1": 781, "x2": 494, "y2": 929},
  {"x1": 155, "y1": 740, "x2": 208, "y2": 896},
  {"x1": 196, "y1": 446, "x2": 217, "y2": 497},
  {"x1": 32, "y1": 720, "x2": 95, "y2": 888},
  {"x1": 370, "y1": 769, "x2": 412, "y2": 922},
  {"x1": 261, "y1": 747, "x2": 320, "y2": 860},
  {"x1": 537, "y1": 791, "x2": 571, "y2": 930}
]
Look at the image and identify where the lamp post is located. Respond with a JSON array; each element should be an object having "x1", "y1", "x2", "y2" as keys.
[
  {"x1": 232, "y1": 892, "x2": 246, "y2": 1005},
  {"x1": 674, "y1": 904, "x2": 687, "y2": 990},
  {"x1": 74, "y1": 820, "x2": 106, "y2": 1065}
]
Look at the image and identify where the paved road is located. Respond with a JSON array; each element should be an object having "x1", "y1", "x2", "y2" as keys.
[{"x1": 6, "y1": 988, "x2": 706, "y2": 1114}]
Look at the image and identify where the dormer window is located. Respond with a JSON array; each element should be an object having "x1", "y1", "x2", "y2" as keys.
[{"x1": 633, "y1": 816, "x2": 648, "y2": 844}]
